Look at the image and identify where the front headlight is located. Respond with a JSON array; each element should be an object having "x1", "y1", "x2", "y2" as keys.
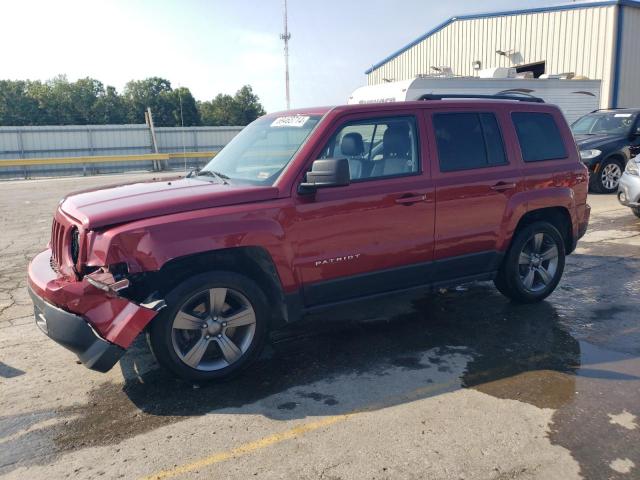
[
  {"x1": 580, "y1": 149, "x2": 602, "y2": 160},
  {"x1": 625, "y1": 160, "x2": 640, "y2": 176},
  {"x1": 85, "y1": 264, "x2": 130, "y2": 293}
]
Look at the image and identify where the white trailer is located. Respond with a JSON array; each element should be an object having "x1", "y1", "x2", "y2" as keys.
[{"x1": 348, "y1": 77, "x2": 602, "y2": 123}]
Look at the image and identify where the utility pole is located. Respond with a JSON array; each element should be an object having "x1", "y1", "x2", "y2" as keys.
[
  {"x1": 280, "y1": 0, "x2": 291, "y2": 109},
  {"x1": 145, "y1": 107, "x2": 162, "y2": 171}
]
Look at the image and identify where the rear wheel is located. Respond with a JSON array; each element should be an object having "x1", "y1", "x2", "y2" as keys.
[
  {"x1": 632, "y1": 207, "x2": 640, "y2": 219},
  {"x1": 591, "y1": 158, "x2": 623, "y2": 193},
  {"x1": 148, "y1": 271, "x2": 269, "y2": 381},
  {"x1": 494, "y1": 221, "x2": 565, "y2": 303}
]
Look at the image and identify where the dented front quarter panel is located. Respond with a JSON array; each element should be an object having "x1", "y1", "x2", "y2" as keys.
[{"x1": 85, "y1": 198, "x2": 299, "y2": 292}]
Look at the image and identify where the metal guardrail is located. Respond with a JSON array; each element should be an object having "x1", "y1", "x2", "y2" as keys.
[{"x1": 0, "y1": 151, "x2": 217, "y2": 167}]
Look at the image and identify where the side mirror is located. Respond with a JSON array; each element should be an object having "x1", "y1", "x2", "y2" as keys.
[{"x1": 298, "y1": 158, "x2": 350, "y2": 195}]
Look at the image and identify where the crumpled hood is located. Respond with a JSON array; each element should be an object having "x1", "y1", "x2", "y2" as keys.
[
  {"x1": 574, "y1": 133, "x2": 626, "y2": 150},
  {"x1": 60, "y1": 177, "x2": 279, "y2": 229}
]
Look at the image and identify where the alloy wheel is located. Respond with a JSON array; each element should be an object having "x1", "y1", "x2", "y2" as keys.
[
  {"x1": 517, "y1": 232, "x2": 559, "y2": 293},
  {"x1": 170, "y1": 287, "x2": 256, "y2": 371},
  {"x1": 601, "y1": 163, "x2": 622, "y2": 190}
]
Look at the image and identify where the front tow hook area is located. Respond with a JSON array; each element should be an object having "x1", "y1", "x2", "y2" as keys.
[{"x1": 29, "y1": 286, "x2": 125, "y2": 372}]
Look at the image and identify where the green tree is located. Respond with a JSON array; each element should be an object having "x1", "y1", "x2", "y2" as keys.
[
  {"x1": 23, "y1": 79, "x2": 54, "y2": 124},
  {"x1": 199, "y1": 85, "x2": 265, "y2": 126},
  {"x1": 123, "y1": 77, "x2": 175, "y2": 126},
  {"x1": 199, "y1": 93, "x2": 236, "y2": 126},
  {"x1": 0, "y1": 80, "x2": 40, "y2": 126},
  {"x1": 22, "y1": 76, "x2": 106, "y2": 125},
  {"x1": 232, "y1": 85, "x2": 266, "y2": 125},
  {"x1": 91, "y1": 86, "x2": 128, "y2": 124},
  {"x1": 72, "y1": 77, "x2": 105, "y2": 123},
  {"x1": 0, "y1": 76, "x2": 263, "y2": 127},
  {"x1": 172, "y1": 87, "x2": 201, "y2": 126}
]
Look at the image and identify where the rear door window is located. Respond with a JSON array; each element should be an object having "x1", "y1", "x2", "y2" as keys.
[
  {"x1": 512, "y1": 112, "x2": 567, "y2": 162},
  {"x1": 433, "y1": 112, "x2": 507, "y2": 172}
]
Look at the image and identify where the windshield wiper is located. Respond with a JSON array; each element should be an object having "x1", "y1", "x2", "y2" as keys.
[
  {"x1": 210, "y1": 170, "x2": 230, "y2": 180},
  {"x1": 188, "y1": 169, "x2": 230, "y2": 185}
]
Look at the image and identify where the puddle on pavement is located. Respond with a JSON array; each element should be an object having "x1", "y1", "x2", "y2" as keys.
[
  {"x1": 469, "y1": 370, "x2": 577, "y2": 409},
  {"x1": 3, "y1": 257, "x2": 640, "y2": 479},
  {"x1": 547, "y1": 342, "x2": 640, "y2": 480}
]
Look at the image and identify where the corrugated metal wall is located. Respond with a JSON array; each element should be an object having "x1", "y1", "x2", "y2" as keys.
[
  {"x1": 367, "y1": 5, "x2": 617, "y2": 108},
  {"x1": 0, "y1": 124, "x2": 242, "y2": 178},
  {"x1": 617, "y1": 5, "x2": 640, "y2": 107}
]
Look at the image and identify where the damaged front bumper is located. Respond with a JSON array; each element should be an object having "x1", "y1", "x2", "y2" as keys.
[
  {"x1": 28, "y1": 286, "x2": 125, "y2": 372},
  {"x1": 27, "y1": 249, "x2": 159, "y2": 372}
]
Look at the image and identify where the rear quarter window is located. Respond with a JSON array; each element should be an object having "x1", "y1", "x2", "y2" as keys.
[{"x1": 512, "y1": 112, "x2": 567, "y2": 162}]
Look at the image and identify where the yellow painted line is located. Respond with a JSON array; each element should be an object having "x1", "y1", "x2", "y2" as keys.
[
  {"x1": 141, "y1": 415, "x2": 351, "y2": 480},
  {"x1": 140, "y1": 378, "x2": 460, "y2": 480},
  {"x1": 0, "y1": 151, "x2": 217, "y2": 167}
]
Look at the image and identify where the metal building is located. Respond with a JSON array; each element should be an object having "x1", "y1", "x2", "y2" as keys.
[{"x1": 365, "y1": 0, "x2": 640, "y2": 108}]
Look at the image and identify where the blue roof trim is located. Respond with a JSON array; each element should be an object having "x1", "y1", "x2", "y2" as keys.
[
  {"x1": 612, "y1": 4, "x2": 625, "y2": 107},
  {"x1": 365, "y1": 0, "x2": 640, "y2": 74}
]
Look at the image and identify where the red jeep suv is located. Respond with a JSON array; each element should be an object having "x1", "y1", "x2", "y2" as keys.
[{"x1": 28, "y1": 98, "x2": 590, "y2": 381}]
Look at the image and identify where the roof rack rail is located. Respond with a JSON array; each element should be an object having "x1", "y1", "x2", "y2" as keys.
[
  {"x1": 589, "y1": 107, "x2": 629, "y2": 113},
  {"x1": 418, "y1": 93, "x2": 545, "y2": 103}
]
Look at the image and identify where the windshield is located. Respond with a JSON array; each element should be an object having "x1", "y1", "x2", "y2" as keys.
[
  {"x1": 571, "y1": 112, "x2": 637, "y2": 135},
  {"x1": 198, "y1": 114, "x2": 322, "y2": 185}
]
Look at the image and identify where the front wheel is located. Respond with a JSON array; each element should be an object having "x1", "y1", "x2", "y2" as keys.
[
  {"x1": 632, "y1": 207, "x2": 640, "y2": 219},
  {"x1": 148, "y1": 271, "x2": 269, "y2": 381},
  {"x1": 591, "y1": 158, "x2": 623, "y2": 193},
  {"x1": 494, "y1": 222, "x2": 566, "y2": 303}
]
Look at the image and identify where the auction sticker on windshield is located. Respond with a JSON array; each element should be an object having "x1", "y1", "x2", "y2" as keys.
[{"x1": 271, "y1": 116, "x2": 310, "y2": 128}]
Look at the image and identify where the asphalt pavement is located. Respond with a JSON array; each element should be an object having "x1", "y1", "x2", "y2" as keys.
[{"x1": 1, "y1": 173, "x2": 639, "y2": 480}]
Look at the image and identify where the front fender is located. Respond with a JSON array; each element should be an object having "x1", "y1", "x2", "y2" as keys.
[{"x1": 85, "y1": 201, "x2": 299, "y2": 292}]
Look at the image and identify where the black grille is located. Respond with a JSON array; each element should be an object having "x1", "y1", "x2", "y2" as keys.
[
  {"x1": 50, "y1": 215, "x2": 80, "y2": 270},
  {"x1": 70, "y1": 227, "x2": 79, "y2": 264},
  {"x1": 49, "y1": 255, "x2": 60, "y2": 273},
  {"x1": 50, "y1": 218, "x2": 65, "y2": 265}
]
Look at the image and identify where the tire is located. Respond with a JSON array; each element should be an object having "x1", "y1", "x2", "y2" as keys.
[
  {"x1": 590, "y1": 158, "x2": 623, "y2": 194},
  {"x1": 148, "y1": 271, "x2": 269, "y2": 381},
  {"x1": 494, "y1": 221, "x2": 566, "y2": 303},
  {"x1": 632, "y1": 207, "x2": 640, "y2": 219}
]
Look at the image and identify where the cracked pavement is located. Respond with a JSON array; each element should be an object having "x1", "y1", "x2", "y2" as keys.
[{"x1": 1, "y1": 173, "x2": 639, "y2": 480}]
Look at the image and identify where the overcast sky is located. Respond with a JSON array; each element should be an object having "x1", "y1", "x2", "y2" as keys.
[{"x1": 3, "y1": 0, "x2": 575, "y2": 112}]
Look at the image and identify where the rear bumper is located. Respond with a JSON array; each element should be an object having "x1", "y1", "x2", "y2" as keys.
[
  {"x1": 571, "y1": 203, "x2": 590, "y2": 252},
  {"x1": 29, "y1": 286, "x2": 124, "y2": 372},
  {"x1": 578, "y1": 204, "x2": 590, "y2": 239}
]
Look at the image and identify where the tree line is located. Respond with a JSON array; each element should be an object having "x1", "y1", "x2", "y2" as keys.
[{"x1": 0, "y1": 76, "x2": 266, "y2": 127}]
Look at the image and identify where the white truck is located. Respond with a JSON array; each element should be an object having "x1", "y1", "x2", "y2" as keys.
[{"x1": 349, "y1": 76, "x2": 602, "y2": 124}]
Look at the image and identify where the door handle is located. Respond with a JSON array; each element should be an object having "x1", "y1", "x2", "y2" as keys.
[
  {"x1": 395, "y1": 194, "x2": 427, "y2": 205},
  {"x1": 490, "y1": 182, "x2": 516, "y2": 191}
]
